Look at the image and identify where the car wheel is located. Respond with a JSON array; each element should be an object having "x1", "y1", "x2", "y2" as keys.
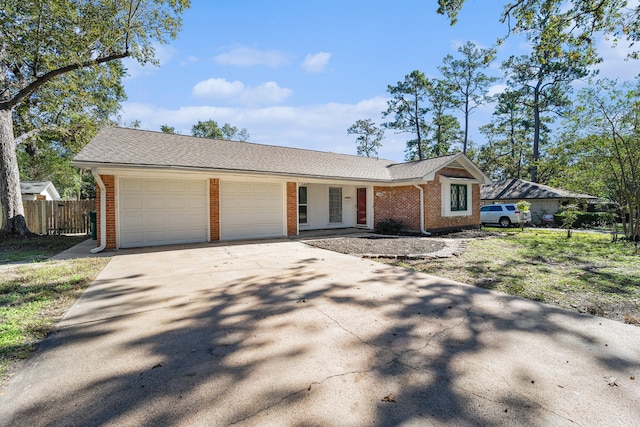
[{"x1": 499, "y1": 217, "x2": 511, "y2": 228}]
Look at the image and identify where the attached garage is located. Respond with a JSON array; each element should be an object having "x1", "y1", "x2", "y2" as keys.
[
  {"x1": 119, "y1": 178, "x2": 208, "y2": 248},
  {"x1": 220, "y1": 181, "x2": 285, "y2": 240}
]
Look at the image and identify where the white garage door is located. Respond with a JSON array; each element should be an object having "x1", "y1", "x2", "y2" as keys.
[
  {"x1": 220, "y1": 181, "x2": 284, "y2": 240},
  {"x1": 119, "y1": 178, "x2": 208, "y2": 248}
]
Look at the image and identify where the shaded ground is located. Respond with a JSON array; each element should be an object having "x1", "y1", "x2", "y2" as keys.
[
  {"x1": 305, "y1": 230, "x2": 502, "y2": 258},
  {"x1": 306, "y1": 230, "x2": 639, "y2": 325},
  {"x1": 0, "y1": 235, "x2": 89, "y2": 264},
  {"x1": 1, "y1": 241, "x2": 638, "y2": 427}
]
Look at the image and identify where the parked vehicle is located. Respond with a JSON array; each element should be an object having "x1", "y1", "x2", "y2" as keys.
[{"x1": 480, "y1": 203, "x2": 532, "y2": 227}]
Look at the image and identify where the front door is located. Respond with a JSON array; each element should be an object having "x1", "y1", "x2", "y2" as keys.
[{"x1": 357, "y1": 188, "x2": 367, "y2": 225}]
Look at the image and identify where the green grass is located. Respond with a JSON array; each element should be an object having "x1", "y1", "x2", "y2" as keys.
[
  {"x1": 395, "y1": 229, "x2": 640, "y2": 323},
  {"x1": 0, "y1": 235, "x2": 90, "y2": 264},
  {"x1": 0, "y1": 236, "x2": 110, "y2": 382}
]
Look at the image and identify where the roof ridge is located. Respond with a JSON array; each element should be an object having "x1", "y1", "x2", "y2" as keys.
[{"x1": 110, "y1": 126, "x2": 397, "y2": 163}]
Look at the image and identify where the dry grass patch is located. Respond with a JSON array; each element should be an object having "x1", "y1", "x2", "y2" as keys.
[{"x1": 391, "y1": 229, "x2": 640, "y2": 324}]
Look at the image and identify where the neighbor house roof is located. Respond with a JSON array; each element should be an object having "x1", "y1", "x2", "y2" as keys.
[
  {"x1": 481, "y1": 178, "x2": 598, "y2": 201},
  {"x1": 73, "y1": 127, "x2": 492, "y2": 183},
  {"x1": 20, "y1": 181, "x2": 60, "y2": 199}
]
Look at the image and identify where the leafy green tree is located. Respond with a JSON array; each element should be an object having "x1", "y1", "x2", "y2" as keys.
[
  {"x1": 14, "y1": 61, "x2": 126, "y2": 199},
  {"x1": 347, "y1": 119, "x2": 384, "y2": 157},
  {"x1": 515, "y1": 200, "x2": 531, "y2": 231},
  {"x1": 500, "y1": 0, "x2": 595, "y2": 182},
  {"x1": 160, "y1": 125, "x2": 177, "y2": 134},
  {"x1": 439, "y1": 41, "x2": 498, "y2": 153},
  {"x1": 191, "y1": 120, "x2": 250, "y2": 141},
  {"x1": 0, "y1": 0, "x2": 190, "y2": 236},
  {"x1": 436, "y1": 0, "x2": 639, "y2": 58},
  {"x1": 383, "y1": 70, "x2": 432, "y2": 160},
  {"x1": 563, "y1": 78, "x2": 640, "y2": 240},
  {"x1": 477, "y1": 90, "x2": 532, "y2": 180},
  {"x1": 425, "y1": 79, "x2": 461, "y2": 156}
]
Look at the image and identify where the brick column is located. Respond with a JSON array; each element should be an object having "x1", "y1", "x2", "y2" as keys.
[
  {"x1": 96, "y1": 175, "x2": 116, "y2": 249},
  {"x1": 209, "y1": 178, "x2": 220, "y2": 241},
  {"x1": 286, "y1": 182, "x2": 297, "y2": 236}
]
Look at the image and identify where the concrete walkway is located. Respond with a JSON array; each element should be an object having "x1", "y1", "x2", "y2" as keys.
[{"x1": 1, "y1": 241, "x2": 639, "y2": 426}]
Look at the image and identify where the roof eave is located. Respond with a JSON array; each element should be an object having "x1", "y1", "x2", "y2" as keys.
[
  {"x1": 71, "y1": 161, "x2": 393, "y2": 183},
  {"x1": 421, "y1": 153, "x2": 493, "y2": 184}
]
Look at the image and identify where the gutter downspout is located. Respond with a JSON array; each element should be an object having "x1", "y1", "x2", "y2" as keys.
[
  {"x1": 90, "y1": 169, "x2": 107, "y2": 254},
  {"x1": 413, "y1": 183, "x2": 430, "y2": 236}
]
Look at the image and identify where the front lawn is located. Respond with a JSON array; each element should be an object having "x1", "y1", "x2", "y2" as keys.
[
  {"x1": 0, "y1": 236, "x2": 110, "y2": 383},
  {"x1": 394, "y1": 229, "x2": 640, "y2": 324},
  {"x1": 0, "y1": 235, "x2": 89, "y2": 264}
]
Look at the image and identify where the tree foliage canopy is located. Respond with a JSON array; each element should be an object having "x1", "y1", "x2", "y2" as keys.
[
  {"x1": 437, "y1": 0, "x2": 639, "y2": 58},
  {"x1": 191, "y1": 120, "x2": 250, "y2": 141},
  {"x1": 439, "y1": 41, "x2": 497, "y2": 153},
  {"x1": 0, "y1": 0, "x2": 190, "y2": 235},
  {"x1": 383, "y1": 70, "x2": 432, "y2": 160},
  {"x1": 347, "y1": 119, "x2": 384, "y2": 157}
]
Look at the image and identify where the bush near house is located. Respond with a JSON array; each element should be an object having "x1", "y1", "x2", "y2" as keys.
[
  {"x1": 376, "y1": 218, "x2": 405, "y2": 235},
  {"x1": 553, "y1": 211, "x2": 608, "y2": 228}
]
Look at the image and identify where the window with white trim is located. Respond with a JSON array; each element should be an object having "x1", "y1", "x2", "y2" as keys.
[
  {"x1": 329, "y1": 187, "x2": 342, "y2": 223},
  {"x1": 451, "y1": 184, "x2": 468, "y2": 211},
  {"x1": 298, "y1": 186, "x2": 308, "y2": 224}
]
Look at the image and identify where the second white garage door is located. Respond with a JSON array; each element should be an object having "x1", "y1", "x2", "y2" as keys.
[{"x1": 220, "y1": 181, "x2": 284, "y2": 240}]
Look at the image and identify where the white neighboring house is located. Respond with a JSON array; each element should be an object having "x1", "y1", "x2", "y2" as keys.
[{"x1": 20, "y1": 181, "x2": 61, "y2": 201}]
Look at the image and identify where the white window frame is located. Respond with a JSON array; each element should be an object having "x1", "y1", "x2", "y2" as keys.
[
  {"x1": 441, "y1": 177, "x2": 475, "y2": 217},
  {"x1": 329, "y1": 187, "x2": 342, "y2": 223},
  {"x1": 298, "y1": 186, "x2": 308, "y2": 225}
]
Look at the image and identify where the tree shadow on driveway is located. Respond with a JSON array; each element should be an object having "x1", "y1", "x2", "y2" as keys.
[{"x1": 1, "y1": 242, "x2": 639, "y2": 426}]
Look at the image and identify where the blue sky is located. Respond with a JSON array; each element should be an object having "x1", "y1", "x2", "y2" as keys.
[{"x1": 121, "y1": 0, "x2": 638, "y2": 162}]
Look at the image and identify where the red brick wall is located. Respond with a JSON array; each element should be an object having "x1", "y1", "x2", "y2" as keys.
[
  {"x1": 96, "y1": 175, "x2": 116, "y2": 249},
  {"x1": 373, "y1": 185, "x2": 421, "y2": 231},
  {"x1": 286, "y1": 182, "x2": 297, "y2": 236},
  {"x1": 424, "y1": 167, "x2": 480, "y2": 231},
  {"x1": 373, "y1": 167, "x2": 481, "y2": 233},
  {"x1": 209, "y1": 179, "x2": 220, "y2": 241}
]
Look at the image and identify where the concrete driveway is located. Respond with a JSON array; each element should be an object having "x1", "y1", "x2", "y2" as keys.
[{"x1": 1, "y1": 241, "x2": 639, "y2": 426}]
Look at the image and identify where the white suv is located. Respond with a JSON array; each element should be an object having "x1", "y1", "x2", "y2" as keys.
[{"x1": 480, "y1": 203, "x2": 531, "y2": 227}]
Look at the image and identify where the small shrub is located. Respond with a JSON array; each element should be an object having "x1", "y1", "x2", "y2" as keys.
[{"x1": 376, "y1": 218, "x2": 405, "y2": 235}]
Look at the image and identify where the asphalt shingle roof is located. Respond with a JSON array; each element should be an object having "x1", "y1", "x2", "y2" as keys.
[
  {"x1": 73, "y1": 127, "x2": 481, "y2": 183},
  {"x1": 481, "y1": 179, "x2": 597, "y2": 200},
  {"x1": 20, "y1": 181, "x2": 53, "y2": 194}
]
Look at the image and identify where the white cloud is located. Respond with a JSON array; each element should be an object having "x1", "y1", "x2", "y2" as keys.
[
  {"x1": 241, "y1": 82, "x2": 293, "y2": 105},
  {"x1": 192, "y1": 78, "x2": 245, "y2": 99},
  {"x1": 213, "y1": 47, "x2": 288, "y2": 68},
  {"x1": 191, "y1": 78, "x2": 292, "y2": 106},
  {"x1": 180, "y1": 55, "x2": 199, "y2": 66},
  {"x1": 124, "y1": 44, "x2": 176, "y2": 80},
  {"x1": 592, "y1": 37, "x2": 639, "y2": 81},
  {"x1": 487, "y1": 83, "x2": 507, "y2": 97},
  {"x1": 301, "y1": 52, "x2": 331, "y2": 73},
  {"x1": 119, "y1": 96, "x2": 408, "y2": 160}
]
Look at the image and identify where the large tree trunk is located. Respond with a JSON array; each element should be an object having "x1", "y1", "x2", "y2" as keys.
[{"x1": 0, "y1": 107, "x2": 29, "y2": 236}]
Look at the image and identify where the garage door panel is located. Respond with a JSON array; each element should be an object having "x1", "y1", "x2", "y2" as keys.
[
  {"x1": 121, "y1": 196, "x2": 143, "y2": 210},
  {"x1": 121, "y1": 231, "x2": 143, "y2": 247},
  {"x1": 185, "y1": 181, "x2": 206, "y2": 193},
  {"x1": 144, "y1": 180, "x2": 165, "y2": 192},
  {"x1": 119, "y1": 178, "x2": 208, "y2": 248},
  {"x1": 121, "y1": 179, "x2": 143, "y2": 192},
  {"x1": 121, "y1": 213, "x2": 143, "y2": 228},
  {"x1": 220, "y1": 181, "x2": 284, "y2": 240},
  {"x1": 187, "y1": 198, "x2": 206, "y2": 209},
  {"x1": 145, "y1": 196, "x2": 167, "y2": 210},
  {"x1": 165, "y1": 181, "x2": 186, "y2": 192}
]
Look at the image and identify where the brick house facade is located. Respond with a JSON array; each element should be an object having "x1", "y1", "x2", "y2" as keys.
[
  {"x1": 76, "y1": 127, "x2": 491, "y2": 249},
  {"x1": 373, "y1": 167, "x2": 481, "y2": 234}
]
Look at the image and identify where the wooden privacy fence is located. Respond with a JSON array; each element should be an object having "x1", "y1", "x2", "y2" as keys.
[{"x1": 23, "y1": 200, "x2": 96, "y2": 235}]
